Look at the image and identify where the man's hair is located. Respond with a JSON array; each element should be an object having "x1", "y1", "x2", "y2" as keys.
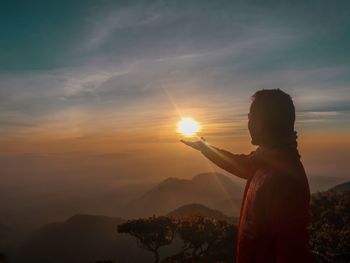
[{"x1": 250, "y1": 89, "x2": 295, "y2": 141}]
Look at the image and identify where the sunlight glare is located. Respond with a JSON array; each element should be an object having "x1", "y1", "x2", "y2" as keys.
[{"x1": 177, "y1": 117, "x2": 201, "y2": 137}]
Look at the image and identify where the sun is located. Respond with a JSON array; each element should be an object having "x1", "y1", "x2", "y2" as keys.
[{"x1": 177, "y1": 117, "x2": 201, "y2": 137}]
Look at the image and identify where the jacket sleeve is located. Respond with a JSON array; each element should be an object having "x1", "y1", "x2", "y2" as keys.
[{"x1": 200, "y1": 145, "x2": 256, "y2": 180}]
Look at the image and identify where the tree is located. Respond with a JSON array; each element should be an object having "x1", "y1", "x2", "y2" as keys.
[
  {"x1": 118, "y1": 215, "x2": 238, "y2": 263},
  {"x1": 167, "y1": 216, "x2": 237, "y2": 262},
  {"x1": 118, "y1": 216, "x2": 176, "y2": 263}
]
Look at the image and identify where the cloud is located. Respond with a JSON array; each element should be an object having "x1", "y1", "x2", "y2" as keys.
[
  {"x1": 1, "y1": 55, "x2": 349, "y2": 139},
  {"x1": 0, "y1": 120, "x2": 37, "y2": 128},
  {"x1": 0, "y1": 0, "x2": 349, "y2": 140}
]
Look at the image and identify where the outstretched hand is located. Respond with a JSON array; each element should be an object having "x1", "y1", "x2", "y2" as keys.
[{"x1": 180, "y1": 137, "x2": 208, "y2": 152}]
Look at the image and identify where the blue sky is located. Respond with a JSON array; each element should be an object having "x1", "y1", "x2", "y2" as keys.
[
  {"x1": 0, "y1": 0, "x2": 349, "y2": 183},
  {"x1": 1, "y1": 0, "x2": 349, "y2": 137}
]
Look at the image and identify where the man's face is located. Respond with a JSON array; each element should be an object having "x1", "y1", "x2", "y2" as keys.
[{"x1": 248, "y1": 106, "x2": 261, "y2": 146}]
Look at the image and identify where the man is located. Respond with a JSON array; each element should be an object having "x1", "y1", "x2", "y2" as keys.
[{"x1": 181, "y1": 89, "x2": 313, "y2": 262}]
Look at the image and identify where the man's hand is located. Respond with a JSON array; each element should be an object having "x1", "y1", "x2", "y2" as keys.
[{"x1": 180, "y1": 137, "x2": 208, "y2": 152}]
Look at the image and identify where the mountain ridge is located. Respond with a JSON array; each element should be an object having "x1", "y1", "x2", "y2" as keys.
[
  {"x1": 13, "y1": 214, "x2": 152, "y2": 263},
  {"x1": 121, "y1": 172, "x2": 244, "y2": 218},
  {"x1": 167, "y1": 203, "x2": 229, "y2": 220},
  {"x1": 329, "y1": 181, "x2": 350, "y2": 192}
]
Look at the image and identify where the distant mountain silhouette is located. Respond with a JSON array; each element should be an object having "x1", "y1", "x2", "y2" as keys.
[
  {"x1": 329, "y1": 181, "x2": 350, "y2": 192},
  {"x1": 167, "y1": 203, "x2": 229, "y2": 220},
  {"x1": 307, "y1": 175, "x2": 348, "y2": 193},
  {"x1": 213, "y1": 198, "x2": 242, "y2": 216},
  {"x1": 12, "y1": 214, "x2": 153, "y2": 263},
  {"x1": 1, "y1": 181, "x2": 155, "y2": 234},
  {"x1": 121, "y1": 172, "x2": 244, "y2": 217}
]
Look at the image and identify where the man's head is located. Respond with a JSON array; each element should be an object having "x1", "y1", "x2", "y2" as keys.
[{"x1": 248, "y1": 89, "x2": 295, "y2": 147}]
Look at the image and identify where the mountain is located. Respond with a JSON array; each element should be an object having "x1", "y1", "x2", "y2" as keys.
[
  {"x1": 329, "y1": 181, "x2": 350, "y2": 192},
  {"x1": 0, "y1": 181, "x2": 155, "y2": 235},
  {"x1": 307, "y1": 175, "x2": 348, "y2": 193},
  {"x1": 11, "y1": 214, "x2": 153, "y2": 263},
  {"x1": 121, "y1": 172, "x2": 244, "y2": 218},
  {"x1": 213, "y1": 198, "x2": 242, "y2": 217},
  {"x1": 167, "y1": 203, "x2": 229, "y2": 220}
]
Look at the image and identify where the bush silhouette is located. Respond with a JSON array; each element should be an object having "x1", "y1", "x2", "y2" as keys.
[
  {"x1": 118, "y1": 216, "x2": 176, "y2": 263},
  {"x1": 118, "y1": 215, "x2": 237, "y2": 263},
  {"x1": 310, "y1": 190, "x2": 350, "y2": 263},
  {"x1": 167, "y1": 216, "x2": 237, "y2": 262}
]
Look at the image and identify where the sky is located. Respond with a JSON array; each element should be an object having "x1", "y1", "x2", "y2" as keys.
[{"x1": 0, "y1": 0, "x2": 350, "y2": 223}]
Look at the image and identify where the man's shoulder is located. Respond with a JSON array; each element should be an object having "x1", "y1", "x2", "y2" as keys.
[{"x1": 255, "y1": 167, "x2": 301, "y2": 191}]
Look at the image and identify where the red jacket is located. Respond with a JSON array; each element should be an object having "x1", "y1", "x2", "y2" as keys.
[{"x1": 202, "y1": 146, "x2": 313, "y2": 263}]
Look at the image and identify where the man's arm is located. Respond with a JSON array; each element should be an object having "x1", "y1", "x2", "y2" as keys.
[
  {"x1": 181, "y1": 139, "x2": 256, "y2": 180},
  {"x1": 200, "y1": 145, "x2": 256, "y2": 180}
]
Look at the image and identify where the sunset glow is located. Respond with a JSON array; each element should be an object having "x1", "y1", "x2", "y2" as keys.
[
  {"x1": 177, "y1": 117, "x2": 201, "y2": 137},
  {"x1": 1, "y1": 3, "x2": 349, "y2": 258}
]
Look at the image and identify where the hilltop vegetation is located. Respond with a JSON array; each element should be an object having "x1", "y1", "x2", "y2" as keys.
[
  {"x1": 118, "y1": 216, "x2": 237, "y2": 263},
  {"x1": 310, "y1": 190, "x2": 350, "y2": 262}
]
